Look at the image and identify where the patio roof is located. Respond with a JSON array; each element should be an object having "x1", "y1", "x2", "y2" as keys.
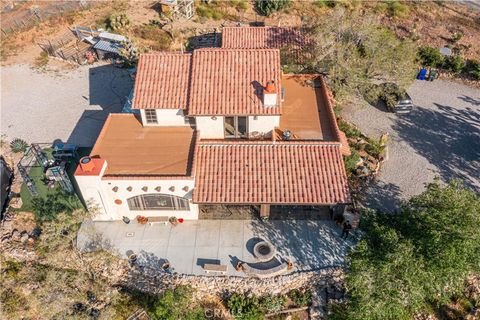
[
  {"x1": 90, "y1": 114, "x2": 197, "y2": 177},
  {"x1": 193, "y1": 141, "x2": 351, "y2": 204}
]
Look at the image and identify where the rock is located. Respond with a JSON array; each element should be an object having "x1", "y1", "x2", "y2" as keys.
[
  {"x1": 9, "y1": 197, "x2": 22, "y2": 209},
  {"x1": 20, "y1": 232, "x2": 29, "y2": 243},
  {"x1": 11, "y1": 229, "x2": 20, "y2": 241}
]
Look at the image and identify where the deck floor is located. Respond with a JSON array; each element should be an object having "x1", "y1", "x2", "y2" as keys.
[{"x1": 280, "y1": 75, "x2": 335, "y2": 140}]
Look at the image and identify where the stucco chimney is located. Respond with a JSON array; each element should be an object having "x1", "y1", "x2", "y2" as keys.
[{"x1": 263, "y1": 80, "x2": 277, "y2": 107}]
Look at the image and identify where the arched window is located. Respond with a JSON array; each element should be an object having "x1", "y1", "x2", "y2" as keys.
[{"x1": 127, "y1": 194, "x2": 189, "y2": 211}]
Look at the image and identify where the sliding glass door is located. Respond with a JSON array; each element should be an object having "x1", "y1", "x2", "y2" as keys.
[{"x1": 224, "y1": 116, "x2": 248, "y2": 138}]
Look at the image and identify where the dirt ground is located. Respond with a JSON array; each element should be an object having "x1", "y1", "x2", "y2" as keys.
[{"x1": 1, "y1": 1, "x2": 479, "y2": 67}]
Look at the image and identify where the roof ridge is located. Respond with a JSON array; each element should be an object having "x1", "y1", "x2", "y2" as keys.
[{"x1": 198, "y1": 140, "x2": 342, "y2": 146}]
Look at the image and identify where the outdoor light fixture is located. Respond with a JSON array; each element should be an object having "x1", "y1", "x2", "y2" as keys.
[
  {"x1": 253, "y1": 116, "x2": 258, "y2": 120},
  {"x1": 112, "y1": 186, "x2": 119, "y2": 192},
  {"x1": 182, "y1": 186, "x2": 189, "y2": 192},
  {"x1": 211, "y1": 116, "x2": 217, "y2": 120},
  {"x1": 169, "y1": 186, "x2": 175, "y2": 192},
  {"x1": 154, "y1": 186, "x2": 161, "y2": 192},
  {"x1": 126, "y1": 186, "x2": 133, "y2": 192},
  {"x1": 142, "y1": 186, "x2": 148, "y2": 192}
]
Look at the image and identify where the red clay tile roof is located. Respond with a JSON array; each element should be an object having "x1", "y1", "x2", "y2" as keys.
[
  {"x1": 193, "y1": 141, "x2": 351, "y2": 204},
  {"x1": 222, "y1": 27, "x2": 306, "y2": 49},
  {"x1": 222, "y1": 27, "x2": 309, "y2": 60},
  {"x1": 133, "y1": 53, "x2": 192, "y2": 109},
  {"x1": 188, "y1": 48, "x2": 282, "y2": 115}
]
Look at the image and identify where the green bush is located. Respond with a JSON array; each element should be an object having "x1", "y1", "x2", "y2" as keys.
[
  {"x1": 31, "y1": 191, "x2": 78, "y2": 223},
  {"x1": 417, "y1": 46, "x2": 444, "y2": 67},
  {"x1": 254, "y1": 0, "x2": 290, "y2": 16},
  {"x1": 196, "y1": 3, "x2": 226, "y2": 20},
  {"x1": 148, "y1": 286, "x2": 205, "y2": 320},
  {"x1": 444, "y1": 55, "x2": 465, "y2": 74},
  {"x1": 288, "y1": 289, "x2": 312, "y2": 307},
  {"x1": 0, "y1": 288, "x2": 28, "y2": 315},
  {"x1": 227, "y1": 293, "x2": 264, "y2": 320},
  {"x1": 259, "y1": 295, "x2": 287, "y2": 313},
  {"x1": 344, "y1": 149, "x2": 361, "y2": 174},
  {"x1": 338, "y1": 121, "x2": 361, "y2": 139},
  {"x1": 314, "y1": 0, "x2": 336, "y2": 8},
  {"x1": 464, "y1": 59, "x2": 480, "y2": 80}
]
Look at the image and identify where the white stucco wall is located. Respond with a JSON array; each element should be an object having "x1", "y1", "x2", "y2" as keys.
[
  {"x1": 196, "y1": 115, "x2": 279, "y2": 139},
  {"x1": 248, "y1": 116, "x2": 279, "y2": 137},
  {"x1": 195, "y1": 116, "x2": 224, "y2": 139},
  {"x1": 140, "y1": 109, "x2": 189, "y2": 126},
  {"x1": 98, "y1": 178, "x2": 198, "y2": 221}
]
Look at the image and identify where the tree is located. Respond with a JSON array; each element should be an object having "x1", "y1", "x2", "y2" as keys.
[
  {"x1": 417, "y1": 46, "x2": 444, "y2": 67},
  {"x1": 336, "y1": 180, "x2": 480, "y2": 319},
  {"x1": 304, "y1": 8, "x2": 416, "y2": 101}
]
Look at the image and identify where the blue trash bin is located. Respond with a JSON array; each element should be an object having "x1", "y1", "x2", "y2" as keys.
[{"x1": 417, "y1": 68, "x2": 427, "y2": 80}]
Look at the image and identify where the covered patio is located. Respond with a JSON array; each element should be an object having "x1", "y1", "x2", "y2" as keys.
[{"x1": 77, "y1": 219, "x2": 355, "y2": 277}]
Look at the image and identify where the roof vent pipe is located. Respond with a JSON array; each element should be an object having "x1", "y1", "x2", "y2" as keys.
[{"x1": 263, "y1": 80, "x2": 277, "y2": 107}]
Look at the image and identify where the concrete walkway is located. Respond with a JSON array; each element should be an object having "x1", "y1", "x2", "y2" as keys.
[{"x1": 77, "y1": 219, "x2": 355, "y2": 276}]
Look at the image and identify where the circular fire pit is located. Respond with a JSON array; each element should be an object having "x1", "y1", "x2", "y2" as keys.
[{"x1": 253, "y1": 241, "x2": 276, "y2": 262}]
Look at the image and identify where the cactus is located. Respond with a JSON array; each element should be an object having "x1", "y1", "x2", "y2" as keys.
[
  {"x1": 107, "y1": 13, "x2": 130, "y2": 31},
  {"x1": 10, "y1": 138, "x2": 28, "y2": 153}
]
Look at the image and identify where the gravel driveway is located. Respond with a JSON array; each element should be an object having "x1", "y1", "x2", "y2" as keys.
[
  {"x1": 343, "y1": 80, "x2": 480, "y2": 211},
  {"x1": 1, "y1": 63, "x2": 133, "y2": 147}
]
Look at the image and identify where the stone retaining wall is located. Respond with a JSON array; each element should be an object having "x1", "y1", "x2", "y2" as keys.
[{"x1": 122, "y1": 266, "x2": 345, "y2": 297}]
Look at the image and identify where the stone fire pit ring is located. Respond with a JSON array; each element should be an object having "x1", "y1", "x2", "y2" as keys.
[{"x1": 253, "y1": 241, "x2": 276, "y2": 262}]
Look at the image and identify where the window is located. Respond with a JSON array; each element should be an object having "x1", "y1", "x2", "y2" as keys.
[
  {"x1": 145, "y1": 109, "x2": 158, "y2": 124},
  {"x1": 224, "y1": 116, "x2": 248, "y2": 138},
  {"x1": 127, "y1": 194, "x2": 190, "y2": 211}
]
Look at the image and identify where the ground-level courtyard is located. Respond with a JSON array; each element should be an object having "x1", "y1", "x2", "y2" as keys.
[{"x1": 77, "y1": 219, "x2": 355, "y2": 277}]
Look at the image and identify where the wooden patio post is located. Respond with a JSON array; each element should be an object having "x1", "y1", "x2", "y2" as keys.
[{"x1": 260, "y1": 204, "x2": 270, "y2": 218}]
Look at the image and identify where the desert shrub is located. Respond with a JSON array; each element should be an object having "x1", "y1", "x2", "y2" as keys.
[
  {"x1": 451, "y1": 31, "x2": 463, "y2": 42},
  {"x1": 254, "y1": 0, "x2": 290, "y2": 16},
  {"x1": 417, "y1": 46, "x2": 444, "y2": 67},
  {"x1": 314, "y1": 0, "x2": 336, "y2": 8},
  {"x1": 288, "y1": 289, "x2": 312, "y2": 307},
  {"x1": 227, "y1": 293, "x2": 264, "y2": 320},
  {"x1": 34, "y1": 51, "x2": 49, "y2": 67},
  {"x1": 444, "y1": 55, "x2": 465, "y2": 74},
  {"x1": 388, "y1": 1, "x2": 409, "y2": 17},
  {"x1": 228, "y1": 0, "x2": 249, "y2": 11},
  {"x1": 2, "y1": 258, "x2": 24, "y2": 279},
  {"x1": 133, "y1": 24, "x2": 172, "y2": 51},
  {"x1": 359, "y1": 83, "x2": 382, "y2": 107},
  {"x1": 464, "y1": 59, "x2": 480, "y2": 80},
  {"x1": 196, "y1": 3, "x2": 227, "y2": 20},
  {"x1": 260, "y1": 295, "x2": 287, "y2": 313},
  {"x1": 10, "y1": 138, "x2": 28, "y2": 153},
  {"x1": 0, "y1": 288, "x2": 28, "y2": 315}
]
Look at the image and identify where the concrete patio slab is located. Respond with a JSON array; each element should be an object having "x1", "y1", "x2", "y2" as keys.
[{"x1": 77, "y1": 219, "x2": 355, "y2": 276}]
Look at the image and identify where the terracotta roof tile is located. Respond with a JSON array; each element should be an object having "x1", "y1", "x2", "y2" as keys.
[
  {"x1": 194, "y1": 141, "x2": 351, "y2": 204},
  {"x1": 133, "y1": 53, "x2": 192, "y2": 109},
  {"x1": 188, "y1": 48, "x2": 281, "y2": 115},
  {"x1": 222, "y1": 27, "x2": 309, "y2": 60}
]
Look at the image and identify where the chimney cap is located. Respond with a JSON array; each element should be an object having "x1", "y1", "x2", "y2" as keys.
[{"x1": 264, "y1": 80, "x2": 276, "y2": 94}]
